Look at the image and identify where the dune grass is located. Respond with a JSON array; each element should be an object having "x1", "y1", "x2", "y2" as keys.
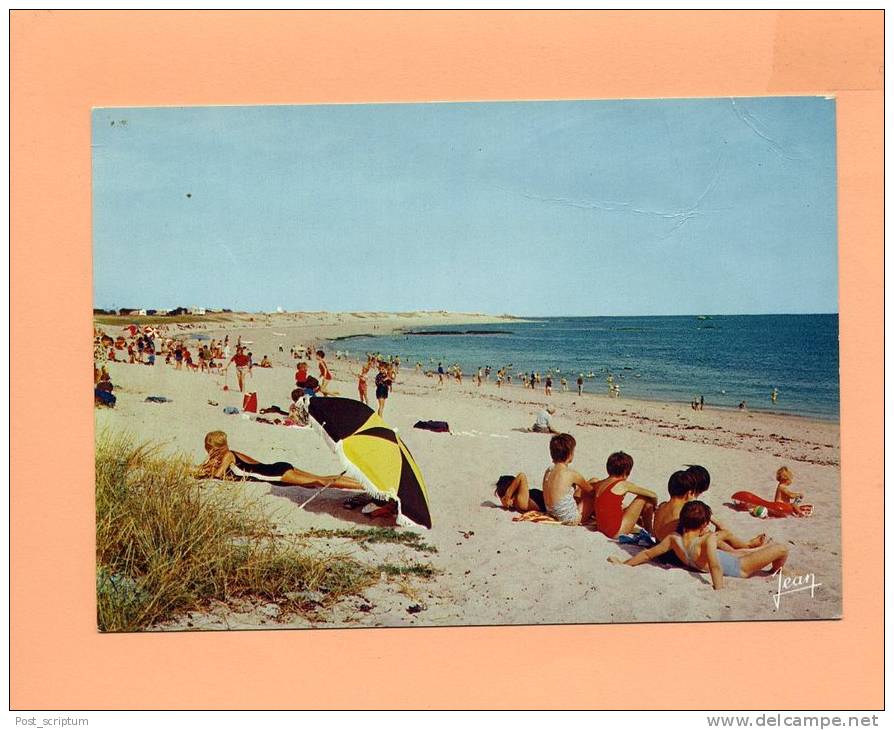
[
  {"x1": 301, "y1": 527, "x2": 438, "y2": 554},
  {"x1": 94, "y1": 314, "x2": 229, "y2": 326},
  {"x1": 95, "y1": 433, "x2": 377, "y2": 632}
]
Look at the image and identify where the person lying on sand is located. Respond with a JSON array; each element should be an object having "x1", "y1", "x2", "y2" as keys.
[
  {"x1": 608, "y1": 501, "x2": 790, "y2": 590},
  {"x1": 592, "y1": 451, "x2": 657, "y2": 539},
  {"x1": 542, "y1": 433, "x2": 596, "y2": 525},
  {"x1": 196, "y1": 431, "x2": 362, "y2": 489},
  {"x1": 494, "y1": 473, "x2": 546, "y2": 513},
  {"x1": 653, "y1": 468, "x2": 767, "y2": 552}
]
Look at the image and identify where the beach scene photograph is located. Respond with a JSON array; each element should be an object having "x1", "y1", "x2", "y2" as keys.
[{"x1": 92, "y1": 96, "x2": 840, "y2": 632}]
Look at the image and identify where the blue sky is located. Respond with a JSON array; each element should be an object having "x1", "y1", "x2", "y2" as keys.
[{"x1": 92, "y1": 97, "x2": 838, "y2": 316}]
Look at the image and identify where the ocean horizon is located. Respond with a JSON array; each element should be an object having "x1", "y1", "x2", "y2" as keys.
[{"x1": 328, "y1": 313, "x2": 840, "y2": 420}]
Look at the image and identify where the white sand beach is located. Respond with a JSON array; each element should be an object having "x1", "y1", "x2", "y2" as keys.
[{"x1": 95, "y1": 311, "x2": 841, "y2": 629}]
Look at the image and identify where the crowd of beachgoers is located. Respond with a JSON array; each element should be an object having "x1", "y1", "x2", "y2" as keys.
[{"x1": 94, "y1": 320, "x2": 822, "y2": 598}]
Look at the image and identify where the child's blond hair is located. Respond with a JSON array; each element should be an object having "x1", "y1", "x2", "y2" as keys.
[{"x1": 776, "y1": 466, "x2": 793, "y2": 484}]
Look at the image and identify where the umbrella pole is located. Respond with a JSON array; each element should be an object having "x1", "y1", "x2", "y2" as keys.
[
  {"x1": 297, "y1": 488, "x2": 327, "y2": 511},
  {"x1": 297, "y1": 471, "x2": 346, "y2": 511}
]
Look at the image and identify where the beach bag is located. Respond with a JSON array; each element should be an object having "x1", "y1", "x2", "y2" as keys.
[
  {"x1": 242, "y1": 392, "x2": 258, "y2": 413},
  {"x1": 413, "y1": 420, "x2": 450, "y2": 433}
]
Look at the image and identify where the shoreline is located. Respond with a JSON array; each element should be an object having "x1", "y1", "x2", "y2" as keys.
[{"x1": 327, "y1": 350, "x2": 839, "y2": 428}]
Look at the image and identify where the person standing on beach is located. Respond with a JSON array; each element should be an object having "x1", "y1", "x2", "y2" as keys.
[
  {"x1": 530, "y1": 371, "x2": 536, "y2": 390},
  {"x1": 545, "y1": 376, "x2": 553, "y2": 396},
  {"x1": 577, "y1": 374, "x2": 584, "y2": 396},
  {"x1": 356, "y1": 361, "x2": 370, "y2": 405},
  {"x1": 316, "y1": 350, "x2": 335, "y2": 396},
  {"x1": 374, "y1": 361, "x2": 393, "y2": 418},
  {"x1": 437, "y1": 362, "x2": 445, "y2": 385},
  {"x1": 225, "y1": 346, "x2": 250, "y2": 393}
]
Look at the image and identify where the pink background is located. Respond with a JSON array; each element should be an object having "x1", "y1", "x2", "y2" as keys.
[{"x1": 10, "y1": 10, "x2": 883, "y2": 709}]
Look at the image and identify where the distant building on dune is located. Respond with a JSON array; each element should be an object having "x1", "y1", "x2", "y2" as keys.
[{"x1": 188, "y1": 306, "x2": 206, "y2": 315}]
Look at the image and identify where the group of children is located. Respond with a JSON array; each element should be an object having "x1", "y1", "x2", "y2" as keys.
[
  {"x1": 353, "y1": 355, "x2": 397, "y2": 418},
  {"x1": 496, "y1": 433, "x2": 799, "y2": 590}
]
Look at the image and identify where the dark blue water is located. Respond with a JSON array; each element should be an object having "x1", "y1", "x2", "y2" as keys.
[{"x1": 329, "y1": 315, "x2": 839, "y2": 420}]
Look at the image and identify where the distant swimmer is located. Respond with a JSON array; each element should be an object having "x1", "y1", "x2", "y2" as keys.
[
  {"x1": 771, "y1": 388, "x2": 779, "y2": 403},
  {"x1": 738, "y1": 401, "x2": 747, "y2": 411}
]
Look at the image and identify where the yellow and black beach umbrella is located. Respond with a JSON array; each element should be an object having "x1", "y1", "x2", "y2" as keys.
[{"x1": 308, "y1": 397, "x2": 432, "y2": 529}]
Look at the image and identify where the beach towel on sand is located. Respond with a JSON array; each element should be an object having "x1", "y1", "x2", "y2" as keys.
[
  {"x1": 414, "y1": 420, "x2": 450, "y2": 433},
  {"x1": 512, "y1": 511, "x2": 561, "y2": 525}
]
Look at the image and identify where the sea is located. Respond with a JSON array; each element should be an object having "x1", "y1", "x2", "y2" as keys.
[{"x1": 327, "y1": 314, "x2": 840, "y2": 421}]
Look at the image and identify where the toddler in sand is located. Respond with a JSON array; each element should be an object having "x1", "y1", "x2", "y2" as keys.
[
  {"x1": 609, "y1": 501, "x2": 790, "y2": 590},
  {"x1": 774, "y1": 466, "x2": 804, "y2": 506}
]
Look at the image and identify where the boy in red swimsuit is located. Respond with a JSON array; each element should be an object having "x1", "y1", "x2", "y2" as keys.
[{"x1": 592, "y1": 451, "x2": 658, "y2": 539}]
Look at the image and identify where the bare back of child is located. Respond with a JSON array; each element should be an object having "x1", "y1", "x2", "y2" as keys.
[
  {"x1": 653, "y1": 467, "x2": 767, "y2": 551},
  {"x1": 609, "y1": 501, "x2": 789, "y2": 590},
  {"x1": 541, "y1": 434, "x2": 595, "y2": 525}
]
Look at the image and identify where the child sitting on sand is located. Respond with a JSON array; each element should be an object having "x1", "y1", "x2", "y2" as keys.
[
  {"x1": 494, "y1": 473, "x2": 546, "y2": 513},
  {"x1": 774, "y1": 466, "x2": 805, "y2": 506},
  {"x1": 608, "y1": 501, "x2": 790, "y2": 590},
  {"x1": 592, "y1": 451, "x2": 658, "y2": 539},
  {"x1": 653, "y1": 468, "x2": 766, "y2": 552},
  {"x1": 542, "y1": 434, "x2": 596, "y2": 525}
]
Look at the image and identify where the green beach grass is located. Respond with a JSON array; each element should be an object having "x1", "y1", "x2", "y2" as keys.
[{"x1": 95, "y1": 433, "x2": 380, "y2": 632}]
